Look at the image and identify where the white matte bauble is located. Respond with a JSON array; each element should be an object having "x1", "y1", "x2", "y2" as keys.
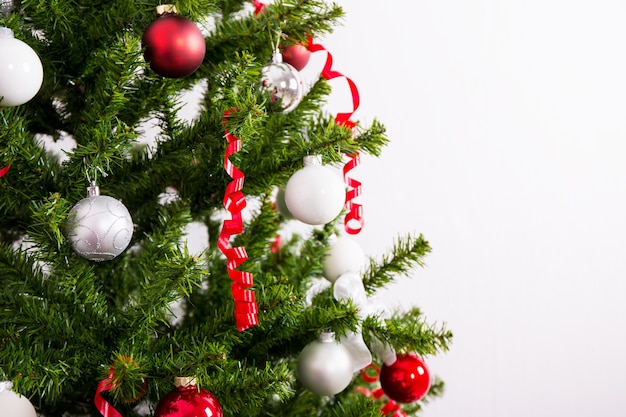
[
  {"x1": 0, "y1": 28, "x2": 43, "y2": 107},
  {"x1": 323, "y1": 237, "x2": 366, "y2": 283},
  {"x1": 274, "y1": 187, "x2": 293, "y2": 219},
  {"x1": 67, "y1": 183, "x2": 133, "y2": 262},
  {"x1": 284, "y1": 155, "x2": 345, "y2": 225},
  {"x1": 261, "y1": 50, "x2": 303, "y2": 113},
  {"x1": 0, "y1": 382, "x2": 37, "y2": 417},
  {"x1": 297, "y1": 331, "x2": 354, "y2": 396}
]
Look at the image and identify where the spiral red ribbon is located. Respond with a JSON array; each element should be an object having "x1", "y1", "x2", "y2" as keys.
[
  {"x1": 305, "y1": 37, "x2": 364, "y2": 235},
  {"x1": 218, "y1": 109, "x2": 259, "y2": 332},
  {"x1": 358, "y1": 364, "x2": 407, "y2": 417},
  {"x1": 252, "y1": 0, "x2": 266, "y2": 15},
  {"x1": 0, "y1": 164, "x2": 10, "y2": 178},
  {"x1": 94, "y1": 357, "x2": 146, "y2": 417}
]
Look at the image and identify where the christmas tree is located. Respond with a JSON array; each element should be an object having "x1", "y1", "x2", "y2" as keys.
[{"x1": 0, "y1": 1, "x2": 452, "y2": 416}]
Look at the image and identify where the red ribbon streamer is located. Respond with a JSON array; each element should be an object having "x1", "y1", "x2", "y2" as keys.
[
  {"x1": 250, "y1": 1, "x2": 365, "y2": 234},
  {"x1": 358, "y1": 364, "x2": 407, "y2": 417},
  {"x1": 252, "y1": 0, "x2": 266, "y2": 15},
  {"x1": 94, "y1": 357, "x2": 146, "y2": 417},
  {"x1": 306, "y1": 37, "x2": 364, "y2": 235},
  {"x1": 0, "y1": 164, "x2": 10, "y2": 178},
  {"x1": 218, "y1": 109, "x2": 259, "y2": 332}
]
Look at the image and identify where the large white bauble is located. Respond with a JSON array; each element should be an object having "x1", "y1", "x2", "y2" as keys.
[
  {"x1": 323, "y1": 237, "x2": 366, "y2": 283},
  {"x1": 0, "y1": 28, "x2": 43, "y2": 107},
  {"x1": 67, "y1": 184, "x2": 134, "y2": 262},
  {"x1": 0, "y1": 382, "x2": 37, "y2": 417},
  {"x1": 284, "y1": 155, "x2": 345, "y2": 225},
  {"x1": 297, "y1": 331, "x2": 354, "y2": 396}
]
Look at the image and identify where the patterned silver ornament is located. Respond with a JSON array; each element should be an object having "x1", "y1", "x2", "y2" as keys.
[
  {"x1": 0, "y1": 0, "x2": 13, "y2": 17},
  {"x1": 67, "y1": 182, "x2": 134, "y2": 262},
  {"x1": 297, "y1": 331, "x2": 354, "y2": 396},
  {"x1": 261, "y1": 50, "x2": 303, "y2": 113}
]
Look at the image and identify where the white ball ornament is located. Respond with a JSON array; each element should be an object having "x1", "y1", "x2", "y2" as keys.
[
  {"x1": 297, "y1": 331, "x2": 354, "y2": 396},
  {"x1": 261, "y1": 50, "x2": 303, "y2": 113},
  {"x1": 284, "y1": 155, "x2": 345, "y2": 225},
  {"x1": 274, "y1": 187, "x2": 293, "y2": 219},
  {"x1": 0, "y1": 381, "x2": 37, "y2": 417},
  {"x1": 0, "y1": 27, "x2": 43, "y2": 107},
  {"x1": 323, "y1": 237, "x2": 366, "y2": 283},
  {"x1": 66, "y1": 182, "x2": 134, "y2": 262}
]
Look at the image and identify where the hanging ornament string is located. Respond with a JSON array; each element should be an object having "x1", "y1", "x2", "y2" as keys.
[
  {"x1": 306, "y1": 37, "x2": 364, "y2": 235},
  {"x1": 218, "y1": 109, "x2": 259, "y2": 332},
  {"x1": 94, "y1": 357, "x2": 146, "y2": 417},
  {"x1": 357, "y1": 365, "x2": 407, "y2": 417},
  {"x1": 0, "y1": 164, "x2": 10, "y2": 177}
]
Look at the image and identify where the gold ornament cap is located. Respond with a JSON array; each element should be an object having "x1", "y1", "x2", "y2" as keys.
[
  {"x1": 174, "y1": 376, "x2": 197, "y2": 387},
  {"x1": 156, "y1": 4, "x2": 177, "y2": 15}
]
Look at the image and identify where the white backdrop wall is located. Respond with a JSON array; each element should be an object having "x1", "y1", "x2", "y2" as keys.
[{"x1": 317, "y1": 1, "x2": 626, "y2": 416}]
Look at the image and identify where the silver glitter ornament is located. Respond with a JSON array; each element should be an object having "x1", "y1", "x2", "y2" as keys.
[
  {"x1": 297, "y1": 331, "x2": 354, "y2": 396},
  {"x1": 261, "y1": 50, "x2": 303, "y2": 113},
  {"x1": 67, "y1": 182, "x2": 134, "y2": 262},
  {"x1": 0, "y1": 0, "x2": 13, "y2": 17}
]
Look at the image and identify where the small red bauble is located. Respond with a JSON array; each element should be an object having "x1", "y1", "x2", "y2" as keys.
[
  {"x1": 282, "y1": 44, "x2": 310, "y2": 71},
  {"x1": 379, "y1": 353, "x2": 431, "y2": 403},
  {"x1": 142, "y1": 6, "x2": 206, "y2": 78},
  {"x1": 154, "y1": 377, "x2": 223, "y2": 417}
]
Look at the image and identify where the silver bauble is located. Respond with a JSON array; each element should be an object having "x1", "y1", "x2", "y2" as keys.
[
  {"x1": 0, "y1": 0, "x2": 13, "y2": 17},
  {"x1": 297, "y1": 331, "x2": 354, "y2": 396},
  {"x1": 261, "y1": 50, "x2": 303, "y2": 113},
  {"x1": 67, "y1": 183, "x2": 134, "y2": 262}
]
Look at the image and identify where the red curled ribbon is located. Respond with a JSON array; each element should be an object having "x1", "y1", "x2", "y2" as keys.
[
  {"x1": 218, "y1": 109, "x2": 259, "y2": 332},
  {"x1": 94, "y1": 357, "x2": 146, "y2": 417},
  {"x1": 358, "y1": 364, "x2": 407, "y2": 417},
  {"x1": 0, "y1": 164, "x2": 10, "y2": 178},
  {"x1": 252, "y1": 0, "x2": 266, "y2": 15},
  {"x1": 306, "y1": 37, "x2": 364, "y2": 235},
  {"x1": 250, "y1": 1, "x2": 365, "y2": 234}
]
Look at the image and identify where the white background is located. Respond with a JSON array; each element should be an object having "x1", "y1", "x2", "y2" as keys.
[{"x1": 314, "y1": 1, "x2": 626, "y2": 416}]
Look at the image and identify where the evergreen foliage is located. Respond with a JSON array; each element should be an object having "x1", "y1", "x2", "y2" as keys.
[{"x1": 0, "y1": 0, "x2": 452, "y2": 416}]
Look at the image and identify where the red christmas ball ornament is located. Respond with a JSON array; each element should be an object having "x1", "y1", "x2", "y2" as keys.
[
  {"x1": 282, "y1": 43, "x2": 310, "y2": 71},
  {"x1": 379, "y1": 353, "x2": 431, "y2": 403},
  {"x1": 154, "y1": 377, "x2": 223, "y2": 417},
  {"x1": 142, "y1": 5, "x2": 206, "y2": 78}
]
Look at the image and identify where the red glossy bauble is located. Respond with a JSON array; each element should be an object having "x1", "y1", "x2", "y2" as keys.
[
  {"x1": 282, "y1": 44, "x2": 310, "y2": 71},
  {"x1": 154, "y1": 380, "x2": 223, "y2": 417},
  {"x1": 142, "y1": 14, "x2": 206, "y2": 78},
  {"x1": 379, "y1": 353, "x2": 431, "y2": 403}
]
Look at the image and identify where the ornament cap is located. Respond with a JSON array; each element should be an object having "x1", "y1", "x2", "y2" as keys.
[
  {"x1": 156, "y1": 4, "x2": 177, "y2": 15},
  {"x1": 0, "y1": 27, "x2": 14, "y2": 38},
  {"x1": 271, "y1": 48, "x2": 283, "y2": 64},
  {"x1": 174, "y1": 376, "x2": 197, "y2": 387},
  {"x1": 303, "y1": 155, "x2": 322, "y2": 167},
  {"x1": 318, "y1": 329, "x2": 336, "y2": 343},
  {"x1": 0, "y1": 380, "x2": 13, "y2": 391},
  {"x1": 86, "y1": 181, "x2": 100, "y2": 197}
]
